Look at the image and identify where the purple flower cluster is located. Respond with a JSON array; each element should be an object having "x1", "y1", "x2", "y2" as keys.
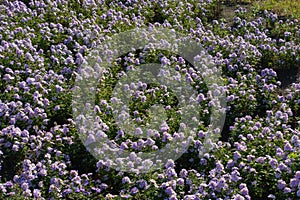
[{"x1": 0, "y1": 0, "x2": 300, "y2": 199}]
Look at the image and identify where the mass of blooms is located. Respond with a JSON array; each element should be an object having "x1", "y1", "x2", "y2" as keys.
[{"x1": 0, "y1": 0, "x2": 300, "y2": 199}]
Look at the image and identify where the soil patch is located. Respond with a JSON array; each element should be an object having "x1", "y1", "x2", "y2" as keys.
[{"x1": 275, "y1": 67, "x2": 300, "y2": 89}]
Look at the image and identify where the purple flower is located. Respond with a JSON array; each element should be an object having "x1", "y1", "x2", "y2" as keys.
[
  {"x1": 295, "y1": 171, "x2": 300, "y2": 179},
  {"x1": 198, "y1": 130, "x2": 205, "y2": 138},
  {"x1": 21, "y1": 182, "x2": 29, "y2": 191},
  {"x1": 169, "y1": 195, "x2": 178, "y2": 200},
  {"x1": 177, "y1": 178, "x2": 184, "y2": 186},
  {"x1": 255, "y1": 157, "x2": 265, "y2": 164},
  {"x1": 278, "y1": 163, "x2": 288, "y2": 172},
  {"x1": 216, "y1": 177, "x2": 227, "y2": 189},
  {"x1": 215, "y1": 161, "x2": 224, "y2": 172},
  {"x1": 179, "y1": 169, "x2": 188, "y2": 178},
  {"x1": 231, "y1": 170, "x2": 241, "y2": 182},
  {"x1": 122, "y1": 177, "x2": 131, "y2": 184},
  {"x1": 39, "y1": 169, "x2": 47, "y2": 176},
  {"x1": 226, "y1": 159, "x2": 235, "y2": 169},
  {"x1": 165, "y1": 159, "x2": 175, "y2": 169},
  {"x1": 166, "y1": 168, "x2": 177, "y2": 179},
  {"x1": 137, "y1": 179, "x2": 148, "y2": 189},
  {"x1": 284, "y1": 142, "x2": 293, "y2": 151},
  {"x1": 290, "y1": 178, "x2": 298, "y2": 188},
  {"x1": 291, "y1": 135, "x2": 299, "y2": 146},
  {"x1": 284, "y1": 31, "x2": 291, "y2": 37},
  {"x1": 268, "y1": 158, "x2": 278, "y2": 169},
  {"x1": 12, "y1": 144, "x2": 19, "y2": 151},
  {"x1": 277, "y1": 180, "x2": 286, "y2": 189},
  {"x1": 241, "y1": 187, "x2": 249, "y2": 196},
  {"x1": 160, "y1": 57, "x2": 171, "y2": 65},
  {"x1": 197, "y1": 93, "x2": 206, "y2": 102},
  {"x1": 33, "y1": 189, "x2": 41, "y2": 198},
  {"x1": 130, "y1": 187, "x2": 139, "y2": 195},
  {"x1": 165, "y1": 186, "x2": 175, "y2": 195},
  {"x1": 283, "y1": 187, "x2": 291, "y2": 193},
  {"x1": 233, "y1": 194, "x2": 245, "y2": 200},
  {"x1": 200, "y1": 158, "x2": 208, "y2": 166},
  {"x1": 85, "y1": 134, "x2": 96, "y2": 146},
  {"x1": 276, "y1": 147, "x2": 284, "y2": 157},
  {"x1": 233, "y1": 151, "x2": 241, "y2": 161},
  {"x1": 5, "y1": 181, "x2": 13, "y2": 188}
]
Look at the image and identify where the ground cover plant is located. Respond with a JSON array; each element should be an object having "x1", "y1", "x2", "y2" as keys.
[{"x1": 0, "y1": 0, "x2": 300, "y2": 199}]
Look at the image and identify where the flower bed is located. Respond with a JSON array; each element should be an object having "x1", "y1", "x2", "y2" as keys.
[{"x1": 0, "y1": 0, "x2": 299, "y2": 199}]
